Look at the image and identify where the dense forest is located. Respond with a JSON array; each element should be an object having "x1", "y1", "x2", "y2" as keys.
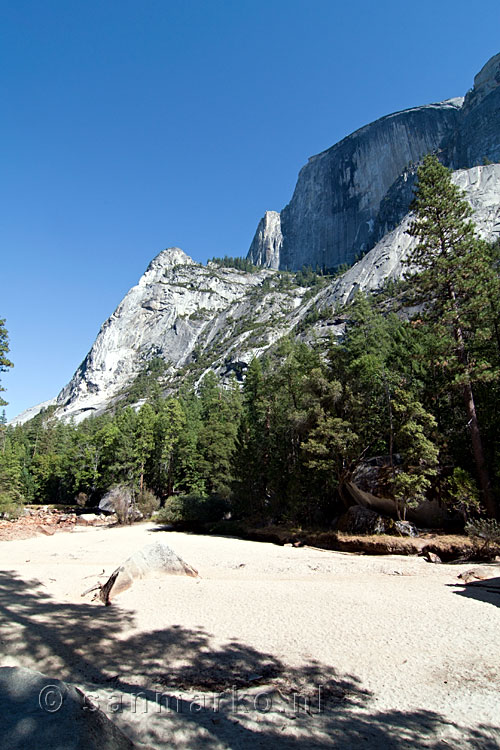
[{"x1": 1, "y1": 156, "x2": 499, "y2": 526}]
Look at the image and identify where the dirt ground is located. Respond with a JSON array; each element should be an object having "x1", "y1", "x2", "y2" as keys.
[{"x1": 1, "y1": 522, "x2": 499, "y2": 749}]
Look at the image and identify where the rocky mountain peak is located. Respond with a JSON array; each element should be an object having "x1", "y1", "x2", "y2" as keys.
[
  {"x1": 9, "y1": 53, "x2": 500, "y2": 427},
  {"x1": 138, "y1": 247, "x2": 196, "y2": 286},
  {"x1": 468, "y1": 52, "x2": 500, "y2": 109}
]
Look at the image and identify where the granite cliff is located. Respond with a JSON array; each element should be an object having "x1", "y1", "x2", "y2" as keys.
[
  {"x1": 13, "y1": 162, "x2": 500, "y2": 425},
  {"x1": 11, "y1": 55, "x2": 500, "y2": 425},
  {"x1": 248, "y1": 53, "x2": 500, "y2": 272}
]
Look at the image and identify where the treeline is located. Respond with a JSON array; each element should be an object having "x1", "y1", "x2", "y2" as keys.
[
  {"x1": 209, "y1": 256, "x2": 258, "y2": 272},
  {"x1": 1, "y1": 156, "x2": 499, "y2": 523},
  {"x1": 1, "y1": 284, "x2": 499, "y2": 524}
]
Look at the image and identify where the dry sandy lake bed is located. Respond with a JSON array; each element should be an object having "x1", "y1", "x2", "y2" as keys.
[{"x1": 0, "y1": 522, "x2": 499, "y2": 748}]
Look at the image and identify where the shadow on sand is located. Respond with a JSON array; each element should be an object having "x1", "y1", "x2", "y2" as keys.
[
  {"x1": 0, "y1": 570, "x2": 498, "y2": 749},
  {"x1": 450, "y1": 576, "x2": 500, "y2": 610}
]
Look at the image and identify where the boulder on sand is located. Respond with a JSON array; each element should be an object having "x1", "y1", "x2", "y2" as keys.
[
  {"x1": 0, "y1": 666, "x2": 136, "y2": 750},
  {"x1": 99, "y1": 542, "x2": 198, "y2": 605}
]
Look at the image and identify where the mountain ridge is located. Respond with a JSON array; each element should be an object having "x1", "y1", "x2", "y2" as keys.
[
  {"x1": 10, "y1": 54, "x2": 500, "y2": 425},
  {"x1": 247, "y1": 53, "x2": 500, "y2": 272}
]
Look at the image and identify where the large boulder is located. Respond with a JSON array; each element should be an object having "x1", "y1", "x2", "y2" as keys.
[
  {"x1": 0, "y1": 667, "x2": 136, "y2": 750},
  {"x1": 336, "y1": 505, "x2": 418, "y2": 537},
  {"x1": 98, "y1": 487, "x2": 142, "y2": 523},
  {"x1": 99, "y1": 542, "x2": 198, "y2": 604},
  {"x1": 336, "y1": 506, "x2": 387, "y2": 535}
]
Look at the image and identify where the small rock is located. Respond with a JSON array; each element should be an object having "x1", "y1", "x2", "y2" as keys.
[
  {"x1": 458, "y1": 568, "x2": 492, "y2": 583},
  {"x1": 77, "y1": 514, "x2": 101, "y2": 526},
  {"x1": 336, "y1": 506, "x2": 386, "y2": 535},
  {"x1": 425, "y1": 552, "x2": 442, "y2": 564}
]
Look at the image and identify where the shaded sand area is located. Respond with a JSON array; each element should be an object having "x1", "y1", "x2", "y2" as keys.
[{"x1": 0, "y1": 523, "x2": 499, "y2": 748}]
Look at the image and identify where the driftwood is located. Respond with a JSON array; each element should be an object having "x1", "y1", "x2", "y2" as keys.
[
  {"x1": 99, "y1": 570, "x2": 120, "y2": 606},
  {"x1": 81, "y1": 582, "x2": 102, "y2": 598}
]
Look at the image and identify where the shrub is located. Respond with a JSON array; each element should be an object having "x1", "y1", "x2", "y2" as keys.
[
  {"x1": 136, "y1": 488, "x2": 160, "y2": 519},
  {"x1": 75, "y1": 492, "x2": 88, "y2": 508},
  {"x1": 155, "y1": 493, "x2": 228, "y2": 528},
  {"x1": 443, "y1": 468, "x2": 480, "y2": 520},
  {"x1": 465, "y1": 518, "x2": 500, "y2": 560},
  {"x1": 0, "y1": 492, "x2": 23, "y2": 519}
]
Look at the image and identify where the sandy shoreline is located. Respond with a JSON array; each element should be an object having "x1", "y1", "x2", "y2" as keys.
[{"x1": 1, "y1": 523, "x2": 499, "y2": 748}]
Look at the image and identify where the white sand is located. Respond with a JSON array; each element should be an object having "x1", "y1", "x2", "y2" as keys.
[{"x1": 1, "y1": 523, "x2": 499, "y2": 749}]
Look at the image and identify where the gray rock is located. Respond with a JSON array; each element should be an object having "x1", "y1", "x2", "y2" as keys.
[
  {"x1": 425, "y1": 552, "x2": 442, "y2": 564},
  {"x1": 76, "y1": 513, "x2": 101, "y2": 526},
  {"x1": 99, "y1": 542, "x2": 198, "y2": 604},
  {"x1": 336, "y1": 506, "x2": 387, "y2": 535},
  {"x1": 247, "y1": 52, "x2": 500, "y2": 272},
  {"x1": 392, "y1": 520, "x2": 419, "y2": 538},
  {"x1": 8, "y1": 56, "x2": 500, "y2": 427},
  {"x1": 98, "y1": 487, "x2": 142, "y2": 523},
  {"x1": 336, "y1": 506, "x2": 418, "y2": 537},
  {"x1": 0, "y1": 666, "x2": 136, "y2": 750},
  {"x1": 247, "y1": 210, "x2": 282, "y2": 269}
]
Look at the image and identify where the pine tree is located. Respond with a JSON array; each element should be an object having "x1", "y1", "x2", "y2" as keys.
[
  {"x1": 407, "y1": 154, "x2": 498, "y2": 517},
  {"x1": 151, "y1": 397, "x2": 185, "y2": 498},
  {"x1": 0, "y1": 435, "x2": 24, "y2": 514},
  {"x1": 197, "y1": 372, "x2": 242, "y2": 499},
  {"x1": 0, "y1": 319, "x2": 13, "y2": 407},
  {"x1": 234, "y1": 358, "x2": 272, "y2": 517},
  {"x1": 135, "y1": 403, "x2": 155, "y2": 492},
  {"x1": 389, "y1": 388, "x2": 439, "y2": 520}
]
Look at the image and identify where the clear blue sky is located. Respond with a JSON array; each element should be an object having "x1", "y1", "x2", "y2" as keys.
[{"x1": 2, "y1": 0, "x2": 499, "y2": 420}]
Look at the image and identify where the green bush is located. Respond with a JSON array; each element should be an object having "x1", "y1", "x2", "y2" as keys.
[
  {"x1": 465, "y1": 518, "x2": 500, "y2": 560},
  {"x1": 155, "y1": 493, "x2": 228, "y2": 527},
  {"x1": 136, "y1": 488, "x2": 160, "y2": 518},
  {"x1": 0, "y1": 492, "x2": 23, "y2": 519}
]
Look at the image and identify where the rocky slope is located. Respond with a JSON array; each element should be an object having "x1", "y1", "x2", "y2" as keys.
[
  {"x1": 248, "y1": 53, "x2": 500, "y2": 272},
  {"x1": 46, "y1": 251, "x2": 313, "y2": 422},
  {"x1": 11, "y1": 54, "x2": 500, "y2": 425},
  {"x1": 12, "y1": 163, "x2": 500, "y2": 426}
]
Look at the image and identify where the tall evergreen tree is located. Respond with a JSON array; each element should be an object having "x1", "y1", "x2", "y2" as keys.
[
  {"x1": 0, "y1": 318, "x2": 13, "y2": 407},
  {"x1": 407, "y1": 154, "x2": 498, "y2": 516},
  {"x1": 135, "y1": 403, "x2": 156, "y2": 492},
  {"x1": 198, "y1": 372, "x2": 242, "y2": 498},
  {"x1": 151, "y1": 397, "x2": 185, "y2": 498}
]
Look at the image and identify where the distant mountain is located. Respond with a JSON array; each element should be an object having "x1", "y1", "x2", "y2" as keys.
[
  {"x1": 11, "y1": 54, "x2": 500, "y2": 425},
  {"x1": 247, "y1": 53, "x2": 500, "y2": 272}
]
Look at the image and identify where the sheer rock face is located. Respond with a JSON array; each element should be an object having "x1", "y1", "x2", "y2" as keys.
[
  {"x1": 247, "y1": 210, "x2": 282, "y2": 269},
  {"x1": 247, "y1": 53, "x2": 500, "y2": 272},
  {"x1": 319, "y1": 164, "x2": 500, "y2": 308},
  {"x1": 446, "y1": 55, "x2": 500, "y2": 169},
  {"x1": 275, "y1": 101, "x2": 462, "y2": 271}
]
